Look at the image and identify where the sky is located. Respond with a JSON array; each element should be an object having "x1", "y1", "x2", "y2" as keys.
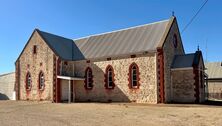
[{"x1": 0, "y1": 0, "x2": 221, "y2": 74}]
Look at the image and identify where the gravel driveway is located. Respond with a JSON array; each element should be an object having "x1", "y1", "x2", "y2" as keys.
[{"x1": 0, "y1": 101, "x2": 221, "y2": 126}]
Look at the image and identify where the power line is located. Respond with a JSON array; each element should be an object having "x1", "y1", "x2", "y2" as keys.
[{"x1": 181, "y1": 0, "x2": 209, "y2": 34}]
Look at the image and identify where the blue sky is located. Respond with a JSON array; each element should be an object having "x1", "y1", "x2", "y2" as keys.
[{"x1": 0, "y1": 0, "x2": 221, "y2": 74}]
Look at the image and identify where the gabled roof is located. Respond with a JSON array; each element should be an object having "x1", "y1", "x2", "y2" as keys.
[
  {"x1": 171, "y1": 51, "x2": 203, "y2": 69},
  {"x1": 16, "y1": 16, "x2": 177, "y2": 62},
  {"x1": 37, "y1": 30, "x2": 74, "y2": 60},
  {"x1": 171, "y1": 54, "x2": 196, "y2": 69},
  {"x1": 205, "y1": 62, "x2": 222, "y2": 79},
  {"x1": 74, "y1": 18, "x2": 173, "y2": 59},
  {"x1": 37, "y1": 30, "x2": 85, "y2": 61}
]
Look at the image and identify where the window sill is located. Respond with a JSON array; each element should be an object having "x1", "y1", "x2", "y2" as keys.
[
  {"x1": 26, "y1": 89, "x2": 31, "y2": 92},
  {"x1": 106, "y1": 87, "x2": 115, "y2": 90},
  {"x1": 129, "y1": 87, "x2": 139, "y2": 89},
  {"x1": 39, "y1": 88, "x2": 45, "y2": 92},
  {"x1": 85, "y1": 87, "x2": 93, "y2": 90}
]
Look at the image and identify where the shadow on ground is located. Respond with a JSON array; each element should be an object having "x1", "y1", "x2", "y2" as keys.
[
  {"x1": 0, "y1": 93, "x2": 9, "y2": 100},
  {"x1": 203, "y1": 100, "x2": 222, "y2": 106}
]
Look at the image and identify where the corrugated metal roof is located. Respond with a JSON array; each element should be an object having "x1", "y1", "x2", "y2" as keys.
[
  {"x1": 37, "y1": 30, "x2": 85, "y2": 60},
  {"x1": 74, "y1": 19, "x2": 171, "y2": 59},
  {"x1": 171, "y1": 53, "x2": 195, "y2": 69},
  {"x1": 205, "y1": 62, "x2": 222, "y2": 78},
  {"x1": 37, "y1": 30, "x2": 75, "y2": 60},
  {"x1": 33, "y1": 17, "x2": 173, "y2": 61},
  {"x1": 171, "y1": 51, "x2": 203, "y2": 69}
]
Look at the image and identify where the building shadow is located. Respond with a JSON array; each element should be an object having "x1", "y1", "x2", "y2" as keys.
[
  {"x1": 0, "y1": 93, "x2": 9, "y2": 100},
  {"x1": 74, "y1": 60, "x2": 132, "y2": 103},
  {"x1": 203, "y1": 100, "x2": 222, "y2": 106}
]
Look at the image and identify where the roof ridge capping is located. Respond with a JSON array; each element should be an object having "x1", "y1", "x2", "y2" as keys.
[
  {"x1": 36, "y1": 29, "x2": 73, "y2": 41},
  {"x1": 157, "y1": 16, "x2": 176, "y2": 48},
  {"x1": 73, "y1": 17, "x2": 172, "y2": 40}
]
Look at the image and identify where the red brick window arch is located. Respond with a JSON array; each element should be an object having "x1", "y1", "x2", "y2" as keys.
[
  {"x1": 84, "y1": 67, "x2": 93, "y2": 90},
  {"x1": 38, "y1": 71, "x2": 45, "y2": 90},
  {"x1": 104, "y1": 65, "x2": 115, "y2": 89},
  {"x1": 128, "y1": 63, "x2": 140, "y2": 89},
  {"x1": 26, "y1": 72, "x2": 32, "y2": 91}
]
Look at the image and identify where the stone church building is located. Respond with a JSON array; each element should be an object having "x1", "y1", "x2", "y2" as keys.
[{"x1": 15, "y1": 16, "x2": 205, "y2": 103}]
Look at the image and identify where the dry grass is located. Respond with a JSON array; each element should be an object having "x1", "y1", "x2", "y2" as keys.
[{"x1": 0, "y1": 101, "x2": 221, "y2": 126}]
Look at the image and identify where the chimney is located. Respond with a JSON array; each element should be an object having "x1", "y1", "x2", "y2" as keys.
[{"x1": 221, "y1": 62, "x2": 222, "y2": 66}]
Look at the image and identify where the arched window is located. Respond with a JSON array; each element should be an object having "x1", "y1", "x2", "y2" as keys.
[
  {"x1": 26, "y1": 72, "x2": 32, "y2": 90},
  {"x1": 84, "y1": 67, "x2": 93, "y2": 89},
  {"x1": 104, "y1": 65, "x2": 115, "y2": 89},
  {"x1": 128, "y1": 63, "x2": 140, "y2": 89},
  {"x1": 173, "y1": 34, "x2": 178, "y2": 48},
  {"x1": 39, "y1": 72, "x2": 45, "y2": 90}
]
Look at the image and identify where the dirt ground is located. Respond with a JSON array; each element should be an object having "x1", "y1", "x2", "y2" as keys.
[{"x1": 0, "y1": 101, "x2": 221, "y2": 126}]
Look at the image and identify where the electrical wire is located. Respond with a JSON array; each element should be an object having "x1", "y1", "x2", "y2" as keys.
[{"x1": 181, "y1": 0, "x2": 209, "y2": 34}]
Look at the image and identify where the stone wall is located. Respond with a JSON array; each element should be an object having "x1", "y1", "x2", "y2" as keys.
[
  {"x1": 197, "y1": 59, "x2": 205, "y2": 102},
  {"x1": 60, "y1": 61, "x2": 75, "y2": 77},
  {"x1": 208, "y1": 81, "x2": 222, "y2": 100},
  {"x1": 70, "y1": 54, "x2": 157, "y2": 103},
  {"x1": 0, "y1": 72, "x2": 15, "y2": 100},
  {"x1": 162, "y1": 20, "x2": 185, "y2": 102},
  {"x1": 18, "y1": 31, "x2": 54, "y2": 101},
  {"x1": 171, "y1": 69, "x2": 196, "y2": 103}
]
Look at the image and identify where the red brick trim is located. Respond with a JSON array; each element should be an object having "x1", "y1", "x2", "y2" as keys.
[
  {"x1": 25, "y1": 72, "x2": 32, "y2": 91},
  {"x1": 128, "y1": 62, "x2": 140, "y2": 89},
  {"x1": 157, "y1": 48, "x2": 165, "y2": 103},
  {"x1": 84, "y1": 67, "x2": 94, "y2": 90},
  {"x1": 38, "y1": 71, "x2": 45, "y2": 91},
  {"x1": 193, "y1": 66, "x2": 200, "y2": 103},
  {"x1": 37, "y1": 71, "x2": 44, "y2": 100},
  {"x1": 104, "y1": 65, "x2": 115, "y2": 89},
  {"x1": 52, "y1": 55, "x2": 57, "y2": 102},
  {"x1": 56, "y1": 58, "x2": 61, "y2": 103}
]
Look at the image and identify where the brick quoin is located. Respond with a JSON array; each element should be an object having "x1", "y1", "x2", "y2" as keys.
[
  {"x1": 157, "y1": 48, "x2": 165, "y2": 103},
  {"x1": 193, "y1": 66, "x2": 200, "y2": 103},
  {"x1": 56, "y1": 58, "x2": 61, "y2": 103}
]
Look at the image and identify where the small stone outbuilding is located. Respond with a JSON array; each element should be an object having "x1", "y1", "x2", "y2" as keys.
[
  {"x1": 15, "y1": 16, "x2": 205, "y2": 103},
  {"x1": 0, "y1": 72, "x2": 16, "y2": 100}
]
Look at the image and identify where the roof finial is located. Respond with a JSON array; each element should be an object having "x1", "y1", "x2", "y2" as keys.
[
  {"x1": 197, "y1": 45, "x2": 200, "y2": 51},
  {"x1": 172, "y1": 11, "x2": 175, "y2": 17}
]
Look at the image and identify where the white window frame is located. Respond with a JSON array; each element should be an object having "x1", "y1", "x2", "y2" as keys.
[
  {"x1": 86, "y1": 69, "x2": 92, "y2": 88},
  {"x1": 131, "y1": 65, "x2": 138, "y2": 88},
  {"x1": 107, "y1": 69, "x2": 113, "y2": 88},
  {"x1": 39, "y1": 72, "x2": 44, "y2": 90},
  {"x1": 27, "y1": 73, "x2": 32, "y2": 90}
]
